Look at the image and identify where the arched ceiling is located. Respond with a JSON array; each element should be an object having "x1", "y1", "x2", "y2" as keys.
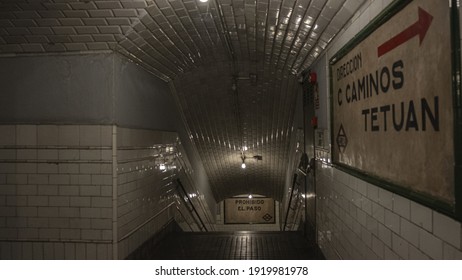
[{"x1": 0, "y1": 0, "x2": 366, "y2": 202}]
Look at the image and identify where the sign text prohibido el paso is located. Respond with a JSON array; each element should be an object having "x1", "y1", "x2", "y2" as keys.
[{"x1": 224, "y1": 198, "x2": 275, "y2": 224}]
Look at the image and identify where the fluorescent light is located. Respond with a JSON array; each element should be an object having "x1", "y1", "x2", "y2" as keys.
[{"x1": 199, "y1": 0, "x2": 208, "y2": 2}]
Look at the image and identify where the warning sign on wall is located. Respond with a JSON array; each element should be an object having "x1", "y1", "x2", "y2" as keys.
[
  {"x1": 224, "y1": 198, "x2": 275, "y2": 224},
  {"x1": 331, "y1": 0, "x2": 455, "y2": 205}
]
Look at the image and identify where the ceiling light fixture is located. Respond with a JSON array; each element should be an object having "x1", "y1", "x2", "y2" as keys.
[{"x1": 199, "y1": 0, "x2": 208, "y2": 2}]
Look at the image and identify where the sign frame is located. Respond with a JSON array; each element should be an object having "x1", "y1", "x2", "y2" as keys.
[
  {"x1": 224, "y1": 197, "x2": 276, "y2": 224},
  {"x1": 328, "y1": 0, "x2": 462, "y2": 220}
]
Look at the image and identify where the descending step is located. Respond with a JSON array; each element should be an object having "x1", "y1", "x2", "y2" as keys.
[{"x1": 146, "y1": 231, "x2": 324, "y2": 260}]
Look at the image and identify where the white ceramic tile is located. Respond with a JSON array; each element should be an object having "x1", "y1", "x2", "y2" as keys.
[
  {"x1": 28, "y1": 196, "x2": 48, "y2": 207},
  {"x1": 366, "y1": 183, "x2": 379, "y2": 202},
  {"x1": 16, "y1": 125, "x2": 37, "y2": 146},
  {"x1": 32, "y1": 242, "x2": 44, "y2": 260},
  {"x1": 17, "y1": 149, "x2": 37, "y2": 160},
  {"x1": 358, "y1": 4, "x2": 371, "y2": 31},
  {"x1": 37, "y1": 163, "x2": 58, "y2": 174},
  {"x1": 356, "y1": 208, "x2": 367, "y2": 226},
  {"x1": 7, "y1": 174, "x2": 27, "y2": 185},
  {"x1": 49, "y1": 174, "x2": 70, "y2": 185},
  {"x1": 37, "y1": 125, "x2": 58, "y2": 146},
  {"x1": 38, "y1": 149, "x2": 59, "y2": 160},
  {"x1": 80, "y1": 207, "x2": 102, "y2": 218},
  {"x1": 17, "y1": 185, "x2": 37, "y2": 196},
  {"x1": 0, "y1": 125, "x2": 16, "y2": 145},
  {"x1": 382, "y1": 0, "x2": 394, "y2": 9},
  {"x1": 80, "y1": 163, "x2": 102, "y2": 174},
  {"x1": 59, "y1": 185, "x2": 79, "y2": 196},
  {"x1": 18, "y1": 226, "x2": 39, "y2": 239},
  {"x1": 16, "y1": 163, "x2": 37, "y2": 174},
  {"x1": 101, "y1": 125, "x2": 113, "y2": 147},
  {"x1": 58, "y1": 150, "x2": 79, "y2": 160},
  {"x1": 443, "y1": 243, "x2": 462, "y2": 260},
  {"x1": 49, "y1": 196, "x2": 70, "y2": 207},
  {"x1": 37, "y1": 185, "x2": 57, "y2": 196},
  {"x1": 101, "y1": 150, "x2": 112, "y2": 161},
  {"x1": 378, "y1": 222, "x2": 392, "y2": 247},
  {"x1": 58, "y1": 163, "x2": 79, "y2": 174},
  {"x1": 43, "y1": 243, "x2": 54, "y2": 259},
  {"x1": 409, "y1": 244, "x2": 430, "y2": 260},
  {"x1": 392, "y1": 194, "x2": 410, "y2": 220},
  {"x1": 371, "y1": 201, "x2": 385, "y2": 224},
  {"x1": 361, "y1": 196, "x2": 372, "y2": 215},
  {"x1": 352, "y1": 191, "x2": 362, "y2": 208},
  {"x1": 368, "y1": 0, "x2": 383, "y2": 20},
  {"x1": 0, "y1": 162, "x2": 15, "y2": 174},
  {"x1": 400, "y1": 217, "x2": 419, "y2": 247},
  {"x1": 433, "y1": 211, "x2": 461, "y2": 249},
  {"x1": 366, "y1": 214, "x2": 379, "y2": 236},
  {"x1": 75, "y1": 243, "x2": 86, "y2": 260},
  {"x1": 384, "y1": 245, "x2": 400, "y2": 260},
  {"x1": 64, "y1": 243, "x2": 76, "y2": 260},
  {"x1": 419, "y1": 228, "x2": 443, "y2": 259},
  {"x1": 384, "y1": 208, "x2": 400, "y2": 234},
  {"x1": 11, "y1": 242, "x2": 21, "y2": 259},
  {"x1": 356, "y1": 178, "x2": 368, "y2": 195},
  {"x1": 410, "y1": 201, "x2": 432, "y2": 232},
  {"x1": 346, "y1": 175, "x2": 356, "y2": 192},
  {"x1": 371, "y1": 234, "x2": 385, "y2": 259},
  {"x1": 333, "y1": 168, "x2": 348, "y2": 185},
  {"x1": 0, "y1": 149, "x2": 15, "y2": 160},
  {"x1": 58, "y1": 125, "x2": 80, "y2": 146},
  {"x1": 97, "y1": 244, "x2": 108, "y2": 260},
  {"x1": 392, "y1": 233, "x2": 409, "y2": 259},
  {"x1": 80, "y1": 150, "x2": 102, "y2": 160},
  {"x1": 378, "y1": 188, "x2": 393, "y2": 210},
  {"x1": 86, "y1": 243, "x2": 97, "y2": 259},
  {"x1": 79, "y1": 125, "x2": 101, "y2": 146}
]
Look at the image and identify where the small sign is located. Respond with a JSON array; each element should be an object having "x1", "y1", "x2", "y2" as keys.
[
  {"x1": 224, "y1": 198, "x2": 275, "y2": 224},
  {"x1": 336, "y1": 124, "x2": 348, "y2": 153}
]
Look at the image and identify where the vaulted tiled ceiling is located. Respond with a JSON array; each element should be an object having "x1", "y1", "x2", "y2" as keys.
[{"x1": 0, "y1": 0, "x2": 366, "y2": 202}]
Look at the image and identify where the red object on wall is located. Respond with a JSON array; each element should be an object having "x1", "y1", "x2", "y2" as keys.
[
  {"x1": 309, "y1": 72, "x2": 317, "y2": 84},
  {"x1": 311, "y1": 116, "x2": 318, "y2": 128}
]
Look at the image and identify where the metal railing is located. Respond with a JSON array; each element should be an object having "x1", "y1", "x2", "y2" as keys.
[{"x1": 176, "y1": 178, "x2": 208, "y2": 232}]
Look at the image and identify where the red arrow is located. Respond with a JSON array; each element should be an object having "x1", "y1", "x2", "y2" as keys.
[{"x1": 377, "y1": 7, "x2": 433, "y2": 57}]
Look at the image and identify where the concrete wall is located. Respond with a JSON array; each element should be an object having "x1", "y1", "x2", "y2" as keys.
[
  {"x1": 311, "y1": 0, "x2": 462, "y2": 259},
  {"x1": 112, "y1": 54, "x2": 216, "y2": 230},
  {"x1": 0, "y1": 53, "x2": 215, "y2": 259},
  {"x1": 113, "y1": 55, "x2": 175, "y2": 130},
  {"x1": 0, "y1": 54, "x2": 114, "y2": 124}
]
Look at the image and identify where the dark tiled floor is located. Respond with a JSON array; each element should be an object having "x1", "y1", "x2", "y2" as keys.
[{"x1": 148, "y1": 231, "x2": 324, "y2": 260}]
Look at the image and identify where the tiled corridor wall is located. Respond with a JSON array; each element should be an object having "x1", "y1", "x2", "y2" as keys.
[
  {"x1": 316, "y1": 165, "x2": 462, "y2": 259},
  {"x1": 311, "y1": 0, "x2": 462, "y2": 259},
  {"x1": 116, "y1": 127, "x2": 187, "y2": 259},
  {"x1": 0, "y1": 124, "x2": 211, "y2": 259},
  {"x1": 0, "y1": 124, "x2": 113, "y2": 259},
  {"x1": 0, "y1": 52, "x2": 215, "y2": 259}
]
